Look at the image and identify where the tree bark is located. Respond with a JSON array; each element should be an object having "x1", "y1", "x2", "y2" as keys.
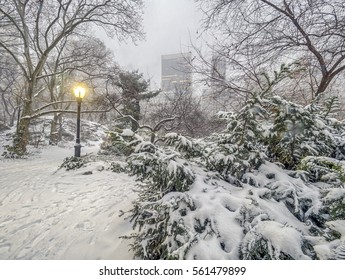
[
  {"x1": 49, "y1": 113, "x2": 59, "y2": 145},
  {"x1": 14, "y1": 100, "x2": 31, "y2": 152}
]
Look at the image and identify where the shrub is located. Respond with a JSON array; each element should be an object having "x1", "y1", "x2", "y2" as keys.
[{"x1": 60, "y1": 156, "x2": 85, "y2": 170}]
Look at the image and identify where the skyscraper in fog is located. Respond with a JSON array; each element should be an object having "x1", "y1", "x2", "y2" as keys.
[{"x1": 161, "y1": 53, "x2": 192, "y2": 93}]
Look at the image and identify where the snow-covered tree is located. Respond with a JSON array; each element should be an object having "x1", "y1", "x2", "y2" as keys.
[
  {"x1": 114, "y1": 70, "x2": 160, "y2": 132},
  {"x1": 0, "y1": 0, "x2": 144, "y2": 153},
  {"x1": 120, "y1": 66, "x2": 345, "y2": 260}
]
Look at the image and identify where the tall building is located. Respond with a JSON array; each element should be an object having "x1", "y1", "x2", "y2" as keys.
[{"x1": 161, "y1": 53, "x2": 192, "y2": 93}]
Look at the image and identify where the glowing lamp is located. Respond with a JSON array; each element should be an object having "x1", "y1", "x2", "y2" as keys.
[{"x1": 73, "y1": 85, "x2": 86, "y2": 99}]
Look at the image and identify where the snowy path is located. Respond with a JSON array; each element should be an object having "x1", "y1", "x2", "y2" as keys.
[{"x1": 0, "y1": 145, "x2": 136, "y2": 259}]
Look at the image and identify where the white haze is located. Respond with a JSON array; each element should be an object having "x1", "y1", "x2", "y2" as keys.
[{"x1": 102, "y1": 0, "x2": 202, "y2": 89}]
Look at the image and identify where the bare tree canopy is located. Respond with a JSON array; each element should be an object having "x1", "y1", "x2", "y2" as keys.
[
  {"x1": 0, "y1": 0, "x2": 143, "y2": 81},
  {"x1": 197, "y1": 0, "x2": 345, "y2": 97},
  {"x1": 0, "y1": 0, "x2": 144, "y2": 152}
]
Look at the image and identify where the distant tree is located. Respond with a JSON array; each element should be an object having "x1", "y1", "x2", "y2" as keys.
[
  {"x1": 0, "y1": 0, "x2": 144, "y2": 153},
  {"x1": 0, "y1": 49, "x2": 22, "y2": 127},
  {"x1": 146, "y1": 84, "x2": 223, "y2": 139},
  {"x1": 114, "y1": 70, "x2": 160, "y2": 131},
  {"x1": 40, "y1": 36, "x2": 115, "y2": 145}
]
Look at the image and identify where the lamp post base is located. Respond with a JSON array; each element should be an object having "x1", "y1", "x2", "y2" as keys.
[{"x1": 74, "y1": 143, "x2": 81, "y2": 157}]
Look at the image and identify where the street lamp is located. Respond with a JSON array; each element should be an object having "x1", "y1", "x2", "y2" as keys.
[{"x1": 73, "y1": 85, "x2": 86, "y2": 157}]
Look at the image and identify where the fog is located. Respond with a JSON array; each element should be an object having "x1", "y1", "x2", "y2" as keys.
[{"x1": 105, "y1": 0, "x2": 202, "y2": 89}]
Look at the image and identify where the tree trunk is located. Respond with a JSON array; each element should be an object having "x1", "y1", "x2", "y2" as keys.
[
  {"x1": 13, "y1": 101, "x2": 31, "y2": 153},
  {"x1": 9, "y1": 108, "x2": 17, "y2": 127},
  {"x1": 49, "y1": 113, "x2": 59, "y2": 145},
  {"x1": 58, "y1": 114, "x2": 63, "y2": 142},
  {"x1": 13, "y1": 80, "x2": 35, "y2": 153}
]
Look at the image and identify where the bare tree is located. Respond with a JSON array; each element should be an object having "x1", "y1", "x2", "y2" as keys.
[
  {"x1": 197, "y1": 0, "x2": 345, "y2": 101},
  {"x1": 146, "y1": 84, "x2": 223, "y2": 138},
  {"x1": 39, "y1": 35, "x2": 115, "y2": 144},
  {"x1": 0, "y1": 50, "x2": 22, "y2": 127},
  {"x1": 0, "y1": 0, "x2": 144, "y2": 153}
]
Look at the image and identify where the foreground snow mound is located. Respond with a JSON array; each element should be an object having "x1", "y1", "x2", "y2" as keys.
[{"x1": 127, "y1": 152, "x2": 343, "y2": 260}]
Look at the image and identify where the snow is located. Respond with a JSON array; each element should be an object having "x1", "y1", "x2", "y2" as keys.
[
  {"x1": 0, "y1": 126, "x2": 14, "y2": 156},
  {"x1": 132, "y1": 143, "x2": 344, "y2": 260},
  {"x1": 179, "y1": 170, "x2": 312, "y2": 259},
  {"x1": 1, "y1": 115, "x2": 344, "y2": 260},
  {"x1": 327, "y1": 220, "x2": 345, "y2": 239},
  {"x1": 121, "y1": 129, "x2": 135, "y2": 137},
  {"x1": 323, "y1": 188, "x2": 345, "y2": 202},
  {"x1": 0, "y1": 143, "x2": 137, "y2": 259},
  {"x1": 312, "y1": 219, "x2": 345, "y2": 259},
  {"x1": 250, "y1": 220, "x2": 310, "y2": 260}
]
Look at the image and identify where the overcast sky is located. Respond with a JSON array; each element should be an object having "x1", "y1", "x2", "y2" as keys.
[{"x1": 105, "y1": 0, "x2": 202, "y2": 89}]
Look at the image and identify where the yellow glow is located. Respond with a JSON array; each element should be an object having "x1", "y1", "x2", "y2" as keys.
[{"x1": 73, "y1": 85, "x2": 86, "y2": 99}]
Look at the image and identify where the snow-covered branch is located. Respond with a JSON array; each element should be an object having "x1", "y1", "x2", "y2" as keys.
[{"x1": 21, "y1": 108, "x2": 113, "y2": 120}]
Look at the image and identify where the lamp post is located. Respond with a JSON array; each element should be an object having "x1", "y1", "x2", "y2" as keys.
[{"x1": 73, "y1": 85, "x2": 86, "y2": 157}]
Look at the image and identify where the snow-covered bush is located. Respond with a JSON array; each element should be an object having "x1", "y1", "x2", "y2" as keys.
[
  {"x1": 124, "y1": 140, "x2": 196, "y2": 259},
  {"x1": 267, "y1": 97, "x2": 336, "y2": 168},
  {"x1": 60, "y1": 156, "x2": 86, "y2": 170},
  {"x1": 322, "y1": 189, "x2": 345, "y2": 221},
  {"x1": 128, "y1": 141, "x2": 195, "y2": 195},
  {"x1": 2, "y1": 144, "x2": 27, "y2": 158},
  {"x1": 202, "y1": 95, "x2": 267, "y2": 181},
  {"x1": 125, "y1": 192, "x2": 196, "y2": 259},
  {"x1": 299, "y1": 156, "x2": 345, "y2": 186},
  {"x1": 164, "y1": 133, "x2": 202, "y2": 158},
  {"x1": 110, "y1": 161, "x2": 127, "y2": 173},
  {"x1": 100, "y1": 129, "x2": 141, "y2": 156},
  {"x1": 240, "y1": 220, "x2": 316, "y2": 260},
  {"x1": 123, "y1": 67, "x2": 345, "y2": 259}
]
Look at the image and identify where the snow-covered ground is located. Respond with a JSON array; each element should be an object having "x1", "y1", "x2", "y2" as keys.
[
  {"x1": 0, "y1": 143, "x2": 137, "y2": 259},
  {"x1": 1, "y1": 117, "x2": 344, "y2": 260}
]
